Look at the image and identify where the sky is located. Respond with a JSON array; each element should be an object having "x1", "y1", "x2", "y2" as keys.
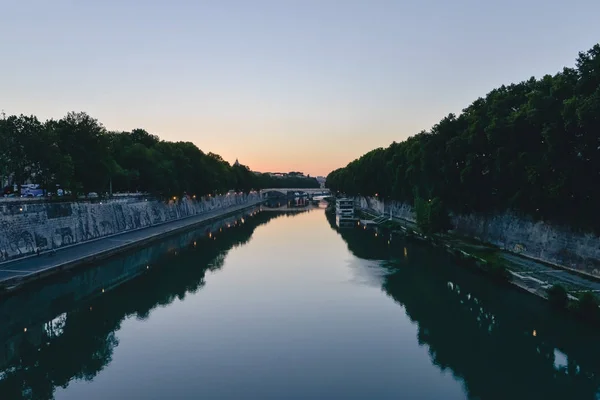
[{"x1": 1, "y1": 0, "x2": 599, "y2": 177}]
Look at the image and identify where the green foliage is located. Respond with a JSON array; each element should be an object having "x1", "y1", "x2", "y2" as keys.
[
  {"x1": 415, "y1": 197, "x2": 452, "y2": 234},
  {"x1": 326, "y1": 44, "x2": 600, "y2": 231},
  {"x1": 55, "y1": 112, "x2": 112, "y2": 193},
  {"x1": 547, "y1": 284, "x2": 568, "y2": 310},
  {"x1": 576, "y1": 293, "x2": 600, "y2": 323},
  {"x1": 0, "y1": 112, "x2": 319, "y2": 197},
  {"x1": 254, "y1": 174, "x2": 320, "y2": 189}
]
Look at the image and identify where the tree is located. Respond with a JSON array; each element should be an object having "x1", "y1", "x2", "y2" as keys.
[
  {"x1": 547, "y1": 284, "x2": 568, "y2": 310},
  {"x1": 55, "y1": 112, "x2": 112, "y2": 194},
  {"x1": 0, "y1": 115, "x2": 36, "y2": 190},
  {"x1": 415, "y1": 197, "x2": 452, "y2": 235},
  {"x1": 576, "y1": 293, "x2": 599, "y2": 324},
  {"x1": 326, "y1": 44, "x2": 600, "y2": 232}
]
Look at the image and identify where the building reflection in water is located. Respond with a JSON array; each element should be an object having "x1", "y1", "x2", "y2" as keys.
[{"x1": 262, "y1": 195, "x2": 312, "y2": 210}]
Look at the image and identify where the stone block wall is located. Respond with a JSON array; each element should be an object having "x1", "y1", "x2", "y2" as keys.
[
  {"x1": 359, "y1": 196, "x2": 416, "y2": 223},
  {"x1": 452, "y1": 213, "x2": 600, "y2": 277},
  {"x1": 359, "y1": 196, "x2": 600, "y2": 277},
  {"x1": 0, "y1": 206, "x2": 259, "y2": 367},
  {"x1": 0, "y1": 193, "x2": 260, "y2": 262}
]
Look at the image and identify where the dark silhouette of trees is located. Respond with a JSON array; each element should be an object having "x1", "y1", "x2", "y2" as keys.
[
  {"x1": 0, "y1": 113, "x2": 319, "y2": 197},
  {"x1": 326, "y1": 214, "x2": 600, "y2": 400},
  {"x1": 0, "y1": 211, "x2": 297, "y2": 399},
  {"x1": 327, "y1": 44, "x2": 600, "y2": 231}
]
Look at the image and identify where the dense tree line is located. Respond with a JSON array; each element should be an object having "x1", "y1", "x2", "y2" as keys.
[
  {"x1": 257, "y1": 175, "x2": 321, "y2": 189},
  {"x1": 327, "y1": 44, "x2": 600, "y2": 231},
  {"x1": 0, "y1": 112, "x2": 318, "y2": 197}
]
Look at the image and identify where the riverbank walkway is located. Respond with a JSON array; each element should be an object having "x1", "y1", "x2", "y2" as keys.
[
  {"x1": 0, "y1": 201, "x2": 263, "y2": 290},
  {"x1": 359, "y1": 207, "x2": 600, "y2": 300}
]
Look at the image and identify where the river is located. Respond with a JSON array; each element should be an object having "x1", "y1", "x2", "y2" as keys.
[{"x1": 0, "y1": 204, "x2": 599, "y2": 399}]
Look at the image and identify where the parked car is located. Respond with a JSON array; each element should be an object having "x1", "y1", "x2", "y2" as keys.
[{"x1": 88, "y1": 192, "x2": 99, "y2": 198}]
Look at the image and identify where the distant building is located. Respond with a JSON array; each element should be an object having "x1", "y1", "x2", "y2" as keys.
[
  {"x1": 316, "y1": 176, "x2": 326, "y2": 188},
  {"x1": 233, "y1": 159, "x2": 240, "y2": 167},
  {"x1": 253, "y1": 170, "x2": 319, "y2": 182}
]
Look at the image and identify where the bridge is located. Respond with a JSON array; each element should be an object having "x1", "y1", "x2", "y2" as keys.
[{"x1": 259, "y1": 188, "x2": 331, "y2": 198}]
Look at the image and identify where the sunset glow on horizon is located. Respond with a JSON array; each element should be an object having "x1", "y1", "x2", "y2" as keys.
[{"x1": 2, "y1": 0, "x2": 599, "y2": 177}]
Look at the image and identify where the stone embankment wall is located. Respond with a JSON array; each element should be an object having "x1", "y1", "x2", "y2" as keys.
[
  {"x1": 0, "y1": 206, "x2": 260, "y2": 364},
  {"x1": 359, "y1": 197, "x2": 416, "y2": 223},
  {"x1": 0, "y1": 193, "x2": 261, "y2": 262},
  {"x1": 359, "y1": 196, "x2": 600, "y2": 278}
]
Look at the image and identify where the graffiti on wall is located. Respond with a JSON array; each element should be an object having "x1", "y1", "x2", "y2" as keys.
[{"x1": 0, "y1": 193, "x2": 259, "y2": 263}]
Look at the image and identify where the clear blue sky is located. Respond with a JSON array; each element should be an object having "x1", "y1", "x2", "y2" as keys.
[{"x1": 2, "y1": 0, "x2": 599, "y2": 176}]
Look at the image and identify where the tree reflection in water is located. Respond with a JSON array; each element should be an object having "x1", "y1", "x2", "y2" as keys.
[
  {"x1": 0, "y1": 210, "x2": 305, "y2": 400},
  {"x1": 326, "y1": 211, "x2": 600, "y2": 400},
  {"x1": 2, "y1": 210, "x2": 599, "y2": 400}
]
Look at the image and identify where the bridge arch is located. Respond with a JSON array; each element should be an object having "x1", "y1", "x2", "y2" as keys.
[
  {"x1": 262, "y1": 189, "x2": 289, "y2": 197},
  {"x1": 260, "y1": 188, "x2": 331, "y2": 199}
]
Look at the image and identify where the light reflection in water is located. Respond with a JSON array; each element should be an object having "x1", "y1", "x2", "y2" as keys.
[{"x1": 0, "y1": 208, "x2": 598, "y2": 400}]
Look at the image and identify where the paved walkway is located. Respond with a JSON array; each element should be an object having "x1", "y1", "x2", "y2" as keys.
[
  {"x1": 358, "y1": 206, "x2": 600, "y2": 299},
  {"x1": 0, "y1": 201, "x2": 262, "y2": 286},
  {"x1": 500, "y1": 253, "x2": 600, "y2": 293}
]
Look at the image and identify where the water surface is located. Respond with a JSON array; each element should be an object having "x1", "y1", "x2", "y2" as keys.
[{"x1": 1, "y1": 206, "x2": 599, "y2": 399}]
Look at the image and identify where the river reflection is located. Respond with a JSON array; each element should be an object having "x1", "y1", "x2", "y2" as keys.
[
  {"x1": 327, "y1": 211, "x2": 600, "y2": 400},
  {"x1": 0, "y1": 208, "x2": 599, "y2": 399},
  {"x1": 263, "y1": 197, "x2": 311, "y2": 209},
  {"x1": 0, "y1": 208, "x2": 297, "y2": 399}
]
